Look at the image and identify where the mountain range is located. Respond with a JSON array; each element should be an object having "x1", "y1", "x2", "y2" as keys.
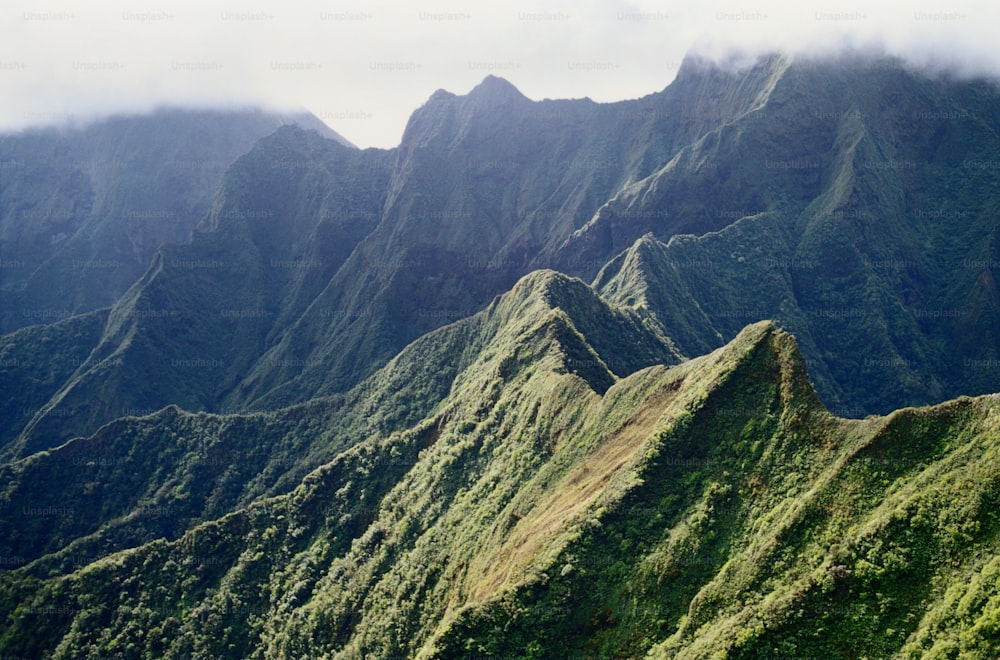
[{"x1": 2, "y1": 50, "x2": 1000, "y2": 657}]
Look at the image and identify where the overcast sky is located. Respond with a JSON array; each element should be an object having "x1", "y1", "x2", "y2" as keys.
[{"x1": 2, "y1": 0, "x2": 998, "y2": 148}]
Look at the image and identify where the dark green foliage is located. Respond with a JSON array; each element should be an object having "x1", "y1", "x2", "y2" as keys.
[
  {"x1": 1, "y1": 306, "x2": 998, "y2": 657},
  {"x1": 1, "y1": 125, "x2": 393, "y2": 454},
  {"x1": 0, "y1": 310, "x2": 107, "y2": 452},
  {"x1": 2, "y1": 52, "x2": 1000, "y2": 659}
]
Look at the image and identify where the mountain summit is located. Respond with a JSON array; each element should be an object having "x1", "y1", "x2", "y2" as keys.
[{"x1": 467, "y1": 74, "x2": 529, "y2": 103}]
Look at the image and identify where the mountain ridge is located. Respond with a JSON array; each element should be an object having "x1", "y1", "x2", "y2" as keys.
[
  {"x1": 0, "y1": 267, "x2": 677, "y2": 568},
  {"x1": 3, "y1": 313, "x2": 998, "y2": 657}
]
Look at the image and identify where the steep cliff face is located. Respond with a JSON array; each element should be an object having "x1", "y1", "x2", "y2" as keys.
[
  {"x1": 0, "y1": 109, "x2": 348, "y2": 333},
  {"x1": 573, "y1": 54, "x2": 1000, "y2": 414},
  {"x1": 2, "y1": 126, "x2": 391, "y2": 456},
  {"x1": 3, "y1": 56, "x2": 787, "y2": 450},
  {"x1": 5, "y1": 53, "x2": 1000, "y2": 459},
  {"x1": 228, "y1": 66, "x2": 749, "y2": 409}
]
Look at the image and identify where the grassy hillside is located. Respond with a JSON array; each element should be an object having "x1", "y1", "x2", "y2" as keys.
[
  {"x1": 0, "y1": 310, "x2": 108, "y2": 452},
  {"x1": 1, "y1": 305, "x2": 997, "y2": 657},
  {"x1": 9, "y1": 53, "x2": 1000, "y2": 462},
  {"x1": 0, "y1": 270, "x2": 677, "y2": 572},
  {"x1": 2, "y1": 53, "x2": 1000, "y2": 658}
]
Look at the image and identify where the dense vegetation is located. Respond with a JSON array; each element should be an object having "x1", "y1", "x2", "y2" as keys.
[
  {"x1": 2, "y1": 50, "x2": 1000, "y2": 658},
  {"x1": 581, "y1": 54, "x2": 1000, "y2": 415},
  {"x1": 1, "y1": 309, "x2": 997, "y2": 657}
]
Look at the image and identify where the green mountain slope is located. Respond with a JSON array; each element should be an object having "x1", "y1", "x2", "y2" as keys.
[
  {"x1": 1, "y1": 303, "x2": 997, "y2": 657},
  {"x1": 0, "y1": 270, "x2": 678, "y2": 571},
  {"x1": 2, "y1": 61, "x2": 778, "y2": 450},
  {"x1": 2, "y1": 53, "x2": 1000, "y2": 657},
  {"x1": 225, "y1": 68, "x2": 773, "y2": 409},
  {"x1": 0, "y1": 310, "x2": 108, "y2": 450}
]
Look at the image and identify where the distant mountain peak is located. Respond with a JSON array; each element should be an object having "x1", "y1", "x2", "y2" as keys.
[
  {"x1": 467, "y1": 74, "x2": 528, "y2": 103},
  {"x1": 276, "y1": 112, "x2": 356, "y2": 148},
  {"x1": 427, "y1": 88, "x2": 457, "y2": 103},
  {"x1": 673, "y1": 50, "x2": 789, "y2": 84},
  {"x1": 398, "y1": 75, "x2": 529, "y2": 149}
]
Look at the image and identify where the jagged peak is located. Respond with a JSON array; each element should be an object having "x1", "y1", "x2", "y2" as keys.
[
  {"x1": 467, "y1": 75, "x2": 529, "y2": 103},
  {"x1": 506, "y1": 268, "x2": 578, "y2": 295},
  {"x1": 733, "y1": 318, "x2": 778, "y2": 343},
  {"x1": 592, "y1": 233, "x2": 664, "y2": 291},
  {"x1": 702, "y1": 320, "x2": 827, "y2": 420},
  {"x1": 427, "y1": 88, "x2": 457, "y2": 103},
  {"x1": 400, "y1": 76, "x2": 528, "y2": 147},
  {"x1": 506, "y1": 269, "x2": 592, "y2": 308},
  {"x1": 674, "y1": 50, "x2": 789, "y2": 84},
  {"x1": 631, "y1": 232, "x2": 666, "y2": 256},
  {"x1": 487, "y1": 269, "x2": 588, "y2": 323},
  {"x1": 417, "y1": 75, "x2": 527, "y2": 112},
  {"x1": 672, "y1": 320, "x2": 787, "y2": 388}
]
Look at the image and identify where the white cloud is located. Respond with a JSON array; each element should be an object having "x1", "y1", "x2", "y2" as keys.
[{"x1": 1, "y1": 0, "x2": 998, "y2": 148}]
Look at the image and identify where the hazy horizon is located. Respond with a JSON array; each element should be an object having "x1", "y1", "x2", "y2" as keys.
[{"x1": 3, "y1": 0, "x2": 999, "y2": 148}]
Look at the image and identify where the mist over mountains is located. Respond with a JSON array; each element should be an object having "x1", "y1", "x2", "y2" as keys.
[
  {"x1": 0, "y1": 108, "x2": 350, "y2": 334},
  {"x1": 2, "y1": 50, "x2": 1000, "y2": 657}
]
